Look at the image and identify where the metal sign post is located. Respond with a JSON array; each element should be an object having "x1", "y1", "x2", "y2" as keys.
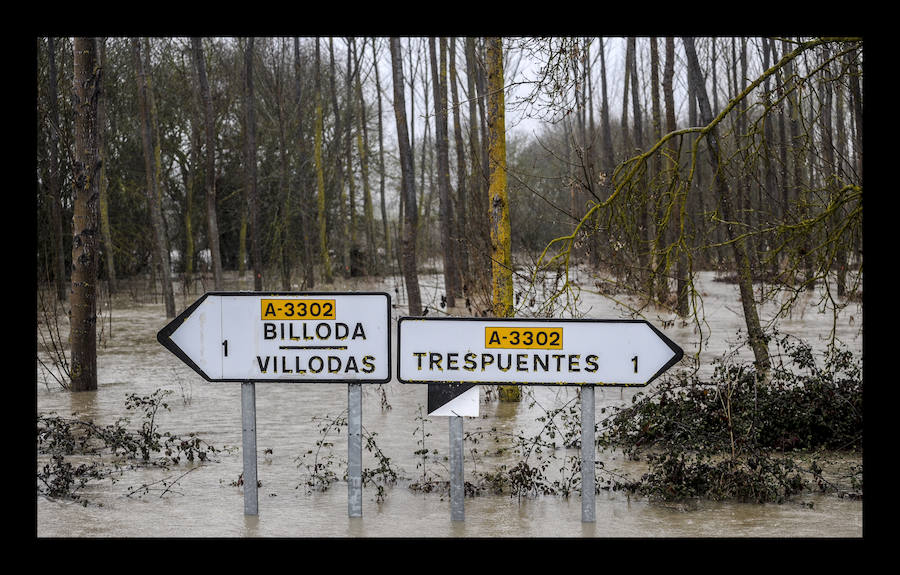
[
  {"x1": 449, "y1": 416, "x2": 465, "y2": 521},
  {"x1": 348, "y1": 383, "x2": 363, "y2": 517},
  {"x1": 580, "y1": 385, "x2": 595, "y2": 523},
  {"x1": 398, "y1": 316, "x2": 683, "y2": 523},
  {"x1": 157, "y1": 292, "x2": 391, "y2": 517},
  {"x1": 241, "y1": 381, "x2": 258, "y2": 515}
]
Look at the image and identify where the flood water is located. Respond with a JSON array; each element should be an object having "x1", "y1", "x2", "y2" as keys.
[{"x1": 36, "y1": 270, "x2": 863, "y2": 537}]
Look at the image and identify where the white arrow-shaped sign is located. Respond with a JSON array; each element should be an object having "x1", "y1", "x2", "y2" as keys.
[
  {"x1": 398, "y1": 317, "x2": 683, "y2": 387},
  {"x1": 157, "y1": 292, "x2": 391, "y2": 383}
]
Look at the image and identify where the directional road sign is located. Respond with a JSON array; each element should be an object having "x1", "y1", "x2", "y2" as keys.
[
  {"x1": 398, "y1": 317, "x2": 683, "y2": 387},
  {"x1": 158, "y1": 292, "x2": 391, "y2": 383}
]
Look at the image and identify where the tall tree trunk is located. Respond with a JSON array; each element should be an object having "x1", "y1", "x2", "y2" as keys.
[
  {"x1": 834, "y1": 50, "x2": 849, "y2": 297},
  {"x1": 390, "y1": 38, "x2": 423, "y2": 316},
  {"x1": 760, "y1": 37, "x2": 779, "y2": 280},
  {"x1": 70, "y1": 37, "x2": 101, "y2": 391},
  {"x1": 468, "y1": 37, "x2": 492, "y2": 309},
  {"x1": 183, "y1": 45, "x2": 200, "y2": 292},
  {"x1": 191, "y1": 37, "x2": 224, "y2": 291},
  {"x1": 685, "y1": 43, "x2": 709, "y2": 270},
  {"x1": 274, "y1": 39, "x2": 293, "y2": 290},
  {"x1": 665, "y1": 38, "x2": 689, "y2": 318},
  {"x1": 96, "y1": 38, "x2": 117, "y2": 297},
  {"x1": 650, "y1": 37, "x2": 669, "y2": 305},
  {"x1": 449, "y1": 37, "x2": 470, "y2": 290},
  {"x1": 683, "y1": 37, "x2": 770, "y2": 373},
  {"x1": 585, "y1": 38, "x2": 602, "y2": 270},
  {"x1": 293, "y1": 38, "x2": 315, "y2": 289},
  {"x1": 343, "y1": 39, "x2": 359, "y2": 276},
  {"x1": 784, "y1": 38, "x2": 805, "y2": 285},
  {"x1": 621, "y1": 38, "x2": 632, "y2": 155},
  {"x1": 314, "y1": 39, "x2": 333, "y2": 283},
  {"x1": 328, "y1": 38, "x2": 350, "y2": 277},
  {"x1": 133, "y1": 38, "x2": 175, "y2": 318},
  {"x1": 244, "y1": 38, "x2": 263, "y2": 290},
  {"x1": 352, "y1": 39, "x2": 377, "y2": 276},
  {"x1": 486, "y1": 37, "x2": 518, "y2": 402},
  {"x1": 598, "y1": 38, "x2": 615, "y2": 177},
  {"x1": 628, "y1": 38, "x2": 650, "y2": 294},
  {"x1": 770, "y1": 39, "x2": 789, "y2": 274},
  {"x1": 47, "y1": 38, "x2": 68, "y2": 302},
  {"x1": 372, "y1": 38, "x2": 390, "y2": 274},
  {"x1": 430, "y1": 37, "x2": 459, "y2": 308}
]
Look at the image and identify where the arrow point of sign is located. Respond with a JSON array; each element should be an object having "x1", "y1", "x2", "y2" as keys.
[
  {"x1": 157, "y1": 293, "x2": 221, "y2": 381},
  {"x1": 641, "y1": 320, "x2": 684, "y2": 384}
]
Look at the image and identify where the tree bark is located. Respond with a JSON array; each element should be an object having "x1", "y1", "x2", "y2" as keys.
[
  {"x1": 389, "y1": 38, "x2": 423, "y2": 316},
  {"x1": 70, "y1": 37, "x2": 101, "y2": 391}
]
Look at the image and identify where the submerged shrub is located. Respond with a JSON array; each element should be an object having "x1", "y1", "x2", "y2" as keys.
[
  {"x1": 598, "y1": 337, "x2": 862, "y2": 502},
  {"x1": 37, "y1": 389, "x2": 226, "y2": 503}
]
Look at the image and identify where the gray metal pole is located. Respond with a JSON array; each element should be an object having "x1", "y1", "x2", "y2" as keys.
[
  {"x1": 581, "y1": 385, "x2": 595, "y2": 523},
  {"x1": 449, "y1": 416, "x2": 464, "y2": 521},
  {"x1": 348, "y1": 383, "x2": 363, "y2": 518},
  {"x1": 241, "y1": 381, "x2": 259, "y2": 516}
]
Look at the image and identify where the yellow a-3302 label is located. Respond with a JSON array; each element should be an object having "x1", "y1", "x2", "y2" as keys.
[
  {"x1": 484, "y1": 326, "x2": 563, "y2": 349},
  {"x1": 261, "y1": 299, "x2": 336, "y2": 320}
]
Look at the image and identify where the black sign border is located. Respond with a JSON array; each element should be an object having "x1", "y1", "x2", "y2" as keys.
[
  {"x1": 157, "y1": 291, "x2": 392, "y2": 384},
  {"x1": 397, "y1": 316, "x2": 684, "y2": 387}
]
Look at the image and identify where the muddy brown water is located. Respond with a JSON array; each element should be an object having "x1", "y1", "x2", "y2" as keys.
[{"x1": 36, "y1": 270, "x2": 863, "y2": 537}]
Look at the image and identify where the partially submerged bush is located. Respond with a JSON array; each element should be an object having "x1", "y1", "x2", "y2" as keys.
[
  {"x1": 37, "y1": 389, "x2": 227, "y2": 504},
  {"x1": 598, "y1": 336, "x2": 862, "y2": 502}
]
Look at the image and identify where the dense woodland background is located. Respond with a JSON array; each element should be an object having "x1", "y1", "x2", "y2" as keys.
[{"x1": 35, "y1": 37, "x2": 863, "y2": 391}]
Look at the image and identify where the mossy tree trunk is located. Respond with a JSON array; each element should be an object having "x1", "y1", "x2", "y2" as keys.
[{"x1": 486, "y1": 37, "x2": 520, "y2": 402}]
